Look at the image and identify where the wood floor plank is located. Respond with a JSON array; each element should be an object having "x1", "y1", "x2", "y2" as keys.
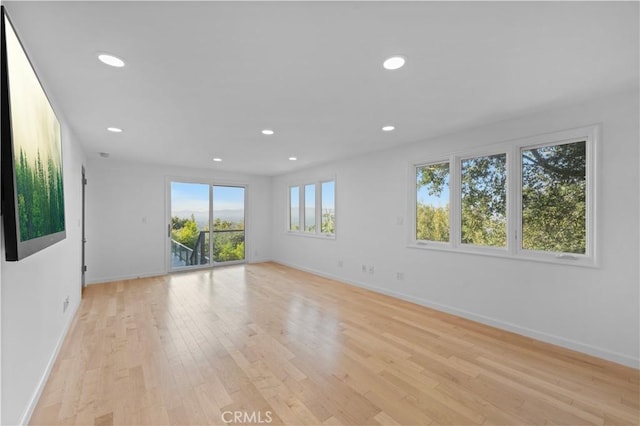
[{"x1": 30, "y1": 263, "x2": 639, "y2": 425}]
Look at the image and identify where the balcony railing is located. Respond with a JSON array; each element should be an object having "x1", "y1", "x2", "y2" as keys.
[{"x1": 171, "y1": 229, "x2": 245, "y2": 267}]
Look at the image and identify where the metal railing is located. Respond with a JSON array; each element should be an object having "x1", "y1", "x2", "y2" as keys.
[
  {"x1": 171, "y1": 231, "x2": 209, "y2": 266},
  {"x1": 171, "y1": 239, "x2": 193, "y2": 264},
  {"x1": 172, "y1": 229, "x2": 246, "y2": 266}
]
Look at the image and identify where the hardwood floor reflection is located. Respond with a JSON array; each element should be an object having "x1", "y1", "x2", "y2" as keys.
[{"x1": 30, "y1": 263, "x2": 639, "y2": 425}]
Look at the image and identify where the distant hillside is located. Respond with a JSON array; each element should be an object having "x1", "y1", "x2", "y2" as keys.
[{"x1": 172, "y1": 209, "x2": 244, "y2": 229}]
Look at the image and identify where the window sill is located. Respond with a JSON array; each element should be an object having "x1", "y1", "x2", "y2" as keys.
[{"x1": 407, "y1": 242, "x2": 597, "y2": 268}]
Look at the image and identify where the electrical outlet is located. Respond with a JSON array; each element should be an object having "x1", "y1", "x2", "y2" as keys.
[
  {"x1": 368, "y1": 266, "x2": 375, "y2": 274},
  {"x1": 362, "y1": 264, "x2": 367, "y2": 273},
  {"x1": 396, "y1": 272, "x2": 405, "y2": 280}
]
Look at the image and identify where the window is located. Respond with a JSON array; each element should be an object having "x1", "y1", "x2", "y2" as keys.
[
  {"x1": 304, "y1": 184, "x2": 316, "y2": 232},
  {"x1": 412, "y1": 126, "x2": 596, "y2": 266},
  {"x1": 288, "y1": 179, "x2": 336, "y2": 237},
  {"x1": 321, "y1": 181, "x2": 335, "y2": 234},
  {"x1": 289, "y1": 186, "x2": 300, "y2": 231},
  {"x1": 521, "y1": 140, "x2": 586, "y2": 254},
  {"x1": 461, "y1": 153, "x2": 507, "y2": 248},
  {"x1": 416, "y1": 162, "x2": 450, "y2": 242}
]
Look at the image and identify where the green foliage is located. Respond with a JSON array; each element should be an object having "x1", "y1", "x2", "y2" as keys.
[
  {"x1": 416, "y1": 142, "x2": 586, "y2": 253},
  {"x1": 417, "y1": 162, "x2": 450, "y2": 242},
  {"x1": 416, "y1": 204, "x2": 449, "y2": 242},
  {"x1": 522, "y1": 142, "x2": 586, "y2": 253},
  {"x1": 172, "y1": 215, "x2": 246, "y2": 263},
  {"x1": 321, "y1": 210, "x2": 335, "y2": 234},
  {"x1": 171, "y1": 216, "x2": 190, "y2": 230},
  {"x1": 213, "y1": 218, "x2": 243, "y2": 231},
  {"x1": 171, "y1": 214, "x2": 200, "y2": 248},
  {"x1": 214, "y1": 235, "x2": 244, "y2": 262},
  {"x1": 417, "y1": 162, "x2": 449, "y2": 193},
  {"x1": 461, "y1": 154, "x2": 507, "y2": 247},
  {"x1": 212, "y1": 218, "x2": 245, "y2": 261},
  {"x1": 15, "y1": 148, "x2": 65, "y2": 241}
]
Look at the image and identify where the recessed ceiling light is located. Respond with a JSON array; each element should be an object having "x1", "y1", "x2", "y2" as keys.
[
  {"x1": 382, "y1": 125, "x2": 395, "y2": 132},
  {"x1": 212, "y1": 158, "x2": 223, "y2": 162},
  {"x1": 107, "y1": 127, "x2": 123, "y2": 133},
  {"x1": 288, "y1": 157, "x2": 297, "y2": 161},
  {"x1": 99, "y1": 152, "x2": 110, "y2": 158},
  {"x1": 383, "y1": 56, "x2": 405, "y2": 70},
  {"x1": 98, "y1": 53, "x2": 125, "y2": 68},
  {"x1": 262, "y1": 129, "x2": 274, "y2": 135}
]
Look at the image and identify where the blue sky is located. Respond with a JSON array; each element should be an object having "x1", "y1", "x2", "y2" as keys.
[
  {"x1": 171, "y1": 182, "x2": 245, "y2": 213},
  {"x1": 305, "y1": 184, "x2": 315, "y2": 208},
  {"x1": 321, "y1": 181, "x2": 335, "y2": 210},
  {"x1": 290, "y1": 183, "x2": 335, "y2": 211},
  {"x1": 417, "y1": 181, "x2": 449, "y2": 208},
  {"x1": 213, "y1": 186, "x2": 245, "y2": 211},
  {"x1": 290, "y1": 183, "x2": 335, "y2": 224}
]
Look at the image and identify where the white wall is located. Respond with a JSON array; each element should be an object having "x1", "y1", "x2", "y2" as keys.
[
  {"x1": 85, "y1": 159, "x2": 272, "y2": 284},
  {"x1": 1, "y1": 121, "x2": 86, "y2": 425},
  {"x1": 271, "y1": 90, "x2": 640, "y2": 368}
]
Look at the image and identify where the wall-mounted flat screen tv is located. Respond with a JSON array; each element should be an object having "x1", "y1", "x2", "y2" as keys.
[{"x1": 1, "y1": 6, "x2": 66, "y2": 261}]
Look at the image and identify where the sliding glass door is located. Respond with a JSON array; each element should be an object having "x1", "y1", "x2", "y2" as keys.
[
  {"x1": 212, "y1": 186, "x2": 245, "y2": 263},
  {"x1": 170, "y1": 182, "x2": 210, "y2": 269},
  {"x1": 169, "y1": 182, "x2": 245, "y2": 270}
]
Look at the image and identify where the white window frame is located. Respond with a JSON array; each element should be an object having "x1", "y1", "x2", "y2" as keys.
[
  {"x1": 288, "y1": 185, "x2": 301, "y2": 232},
  {"x1": 456, "y1": 149, "x2": 511, "y2": 256},
  {"x1": 287, "y1": 177, "x2": 336, "y2": 239},
  {"x1": 413, "y1": 159, "x2": 452, "y2": 249},
  {"x1": 303, "y1": 183, "x2": 317, "y2": 233},
  {"x1": 165, "y1": 176, "x2": 250, "y2": 273},
  {"x1": 409, "y1": 125, "x2": 598, "y2": 267},
  {"x1": 319, "y1": 179, "x2": 336, "y2": 236}
]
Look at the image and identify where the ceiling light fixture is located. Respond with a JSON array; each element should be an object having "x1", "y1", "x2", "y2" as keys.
[
  {"x1": 107, "y1": 127, "x2": 123, "y2": 133},
  {"x1": 382, "y1": 125, "x2": 395, "y2": 132},
  {"x1": 98, "y1": 53, "x2": 125, "y2": 68},
  {"x1": 262, "y1": 129, "x2": 274, "y2": 135},
  {"x1": 383, "y1": 56, "x2": 405, "y2": 70},
  {"x1": 99, "y1": 152, "x2": 110, "y2": 158},
  {"x1": 212, "y1": 158, "x2": 223, "y2": 162},
  {"x1": 288, "y1": 157, "x2": 297, "y2": 161}
]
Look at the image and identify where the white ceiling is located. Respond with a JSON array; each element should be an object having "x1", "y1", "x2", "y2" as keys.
[{"x1": 4, "y1": 1, "x2": 639, "y2": 176}]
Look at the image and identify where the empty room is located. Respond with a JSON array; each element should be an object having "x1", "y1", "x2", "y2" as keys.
[{"x1": 0, "y1": 1, "x2": 638, "y2": 425}]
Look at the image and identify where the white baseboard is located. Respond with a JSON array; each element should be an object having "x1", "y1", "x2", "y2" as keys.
[
  {"x1": 274, "y1": 259, "x2": 639, "y2": 369},
  {"x1": 19, "y1": 299, "x2": 81, "y2": 425}
]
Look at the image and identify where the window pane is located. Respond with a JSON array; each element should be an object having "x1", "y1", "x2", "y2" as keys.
[
  {"x1": 289, "y1": 187, "x2": 299, "y2": 231},
  {"x1": 304, "y1": 184, "x2": 316, "y2": 232},
  {"x1": 170, "y1": 182, "x2": 210, "y2": 267},
  {"x1": 416, "y1": 162, "x2": 450, "y2": 242},
  {"x1": 321, "y1": 181, "x2": 335, "y2": 234},
  {"x1": 213, "y1": 186, "x2": 245, "y2": 263},
  {"x1": 461, "y1": 154, "x2": 507, "y2": 247},
  {"x1": 522, "y1": 141, "x2": 586, "y2": 254}
]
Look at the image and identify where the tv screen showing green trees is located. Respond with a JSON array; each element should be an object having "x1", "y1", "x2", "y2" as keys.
[{"x1": 1, "y1": 8, "x2": 65, "y2": 260}]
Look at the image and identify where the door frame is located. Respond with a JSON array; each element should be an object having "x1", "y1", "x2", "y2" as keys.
[
  {"x1": 165, "y1": 176, "x2": 249, "y2": 273},
  {"x1": 81, "y1": 165, "x2": 87, "y2": 289},
  {"x1": 211, "y1": 184, "x2": 248, "y2": 267}
]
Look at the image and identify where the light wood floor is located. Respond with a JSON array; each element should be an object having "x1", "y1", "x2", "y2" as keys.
[{"x1": 31, "y1": 262, "x2": 639, "y2": 425}]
